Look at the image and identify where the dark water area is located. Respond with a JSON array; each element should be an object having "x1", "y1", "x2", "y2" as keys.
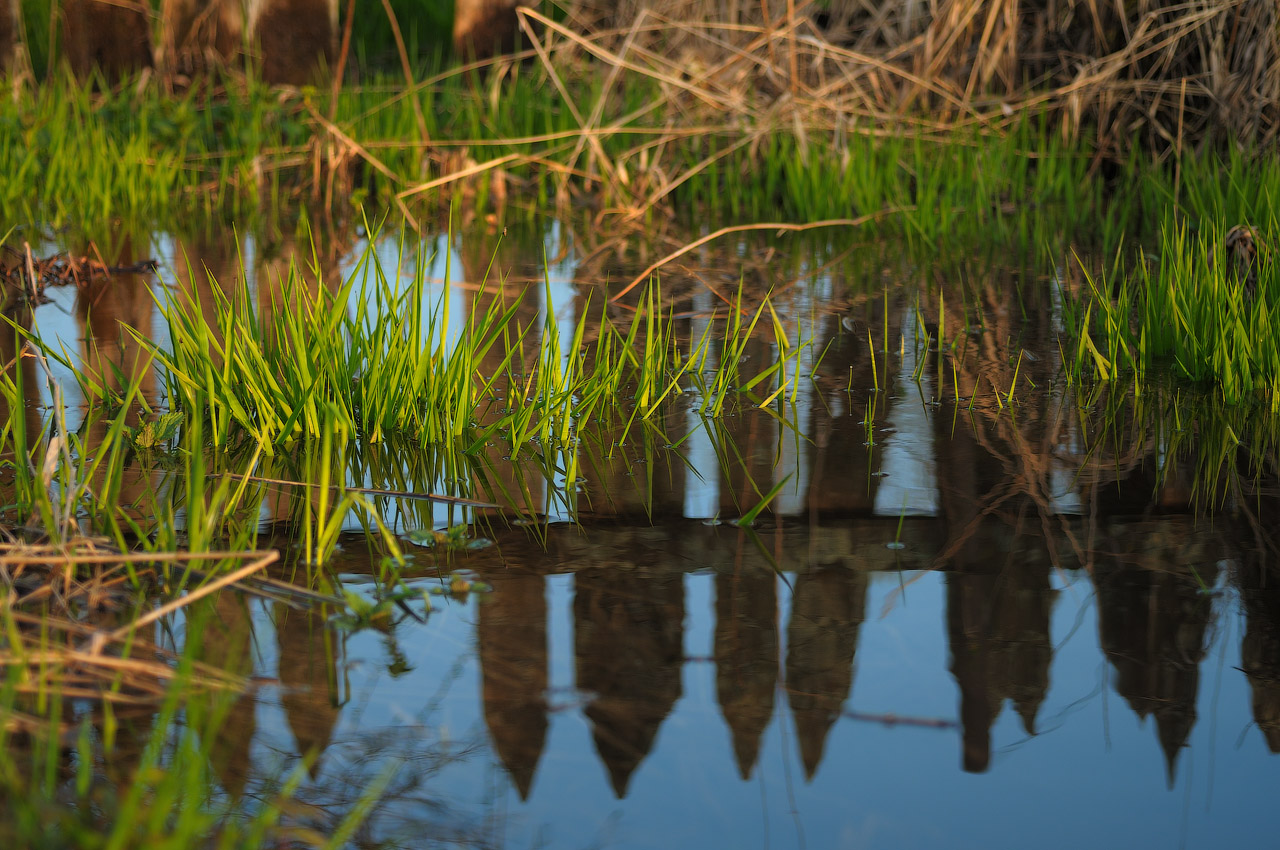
[{"x1": 10, "y1": 216, "x2": 1280, "y2": 848}]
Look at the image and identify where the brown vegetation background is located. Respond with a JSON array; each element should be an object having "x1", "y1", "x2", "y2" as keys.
[{"x1": 554, "y1": 0, "x2": 1278, "y2": 154}]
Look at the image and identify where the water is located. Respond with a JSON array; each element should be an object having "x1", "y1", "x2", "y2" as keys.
[
  {"x1": 193, "y1": 547, "x2": 1277, "y2": 848},
  {"x1": 7, "y1": 216, "x2": 1280, "y2": 847}
]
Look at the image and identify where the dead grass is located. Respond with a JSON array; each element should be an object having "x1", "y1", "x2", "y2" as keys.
[
  {"x1": 550, "y1": 0, "x2": 1277, "y2": 157},
  {"x1": 357, "y1": 0, "x2": 1275, "y2": 239},
  {"x1": 0, "y1": 537, "x2": 282, "y2": 706}
]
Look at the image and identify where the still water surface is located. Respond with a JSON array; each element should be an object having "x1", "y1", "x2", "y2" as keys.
[
  {"x1": 14, "y1": 217, "x2": 1280, "y2": 848},
  {"x1": 203, "y1": 544, "x2": 1278, "y2": 849}
]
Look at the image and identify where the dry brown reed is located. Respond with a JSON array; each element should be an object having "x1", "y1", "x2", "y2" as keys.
[
  {"x1": 1, "y1": 244, "x2": 157, "y2": 303},
  {"x1": 0, "y1": 538, "x2": 281, "y2": 706},
  {"x1": 555, "y1": 0, "x2": 1277, "y2": 159},
  {"x1": 381, "y1": 0, "x2": 1263, "y2": 251}
]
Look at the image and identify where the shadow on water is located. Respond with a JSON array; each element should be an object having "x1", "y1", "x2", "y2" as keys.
[{"x1": 8, "y1": 212, "x2": 1280, "y2": 847}]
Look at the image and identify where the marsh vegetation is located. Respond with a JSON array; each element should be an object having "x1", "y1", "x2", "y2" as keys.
[{"x1": 2, "y1": 1, "x2": 1279, "y2": 847}]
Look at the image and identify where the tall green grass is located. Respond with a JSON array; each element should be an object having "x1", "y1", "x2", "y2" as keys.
[
  {"x1": 108, "y1": 235, "x2": 805, "y2": 459},
  {"x1": 0, "y1": 68, "x2": 1215, "y2": 257},
  {"x1": 1065, "y1": 215, "x2": 1280, "y2": 405}
]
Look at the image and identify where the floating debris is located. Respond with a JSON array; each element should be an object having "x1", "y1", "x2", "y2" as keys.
[
  {"x1": 427, "y1": 570, "x2": 492, "y2": 598},
  {"x1": 404, "y1": 524, "x2": 494, "y2": 552},
  {"x1": 0, "y1": 539, "x2": 278, "y2": 703},
  {"x1": 1, "y1": 243, "x2": 157, "y2": 303}
]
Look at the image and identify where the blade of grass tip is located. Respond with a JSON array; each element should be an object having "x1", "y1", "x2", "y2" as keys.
[
  {"x1": 887, "y1": 494, "x2": 908, "y2": 550},
  {"x1": 867, "y1": 328, "x2": 879, "y2": 393},
  {"x1": 1007, "y1": 350, "x2": 1024, "y2": 405},
  {"x1": 737, "y1": 473, "x2": 792, "y2": 526}
]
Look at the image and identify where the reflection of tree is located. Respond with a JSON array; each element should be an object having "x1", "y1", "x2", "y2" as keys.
[
  {"x1": 785, "y1": 563, "x2": 866, "y2": 780},
  {"x1": 62, "y1": 0, "x2": 153, "y2": 80},
  {"x1": 1093, "y1": 532, "x2": 1219, "y2": 788},
  {"x1": 478, "y1": 571, "x2": 548, "y2": 799},
  {"x1": 946, "y1": 561, "x2": 1054, "y2": 772},
  {"x1": 574, "y1": 562, "x2": 683, "y2": 798},
  {"x1": 715, "y1": 564, "x2": 777, "y2": 779},
  {"x1": 277, "y1": 603, "x2": 343, "y2": 778},
  {"x1": 929, "y1": 265, "x2": 1093, "y2": 575},
  {"x1": 1239, "y1": 555, "x2": 1280, "y2": 752},
  {"x1": 187, "y1": 593, "x2": 258, "y2": 800},
  {"x1": 76, "y1": 234, "x2": 157, "y2": 413}
]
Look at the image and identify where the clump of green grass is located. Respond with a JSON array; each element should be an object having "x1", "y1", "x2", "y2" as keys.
[
  {"x1": 1066, "y1": 217, "x2": 1280, "y2": 405},
  {"x1": 8, "y1": 228, "x2": 808, "y2": 560},
  {"x1": 81, "y1": 234, "x2": 804, "y2": 461},
  {"x1": 0, "y1": 65, "x2": 1221, "y2": 260}
]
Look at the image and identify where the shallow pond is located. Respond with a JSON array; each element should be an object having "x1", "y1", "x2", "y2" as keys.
[{"x1": 7, "y1": 215, "x2": 1280, "y2": 848}]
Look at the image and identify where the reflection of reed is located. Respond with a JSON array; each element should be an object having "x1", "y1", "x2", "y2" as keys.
[
  {"x1": 574, "y1": 563, "x2": 684, "y2": 798},
  {"x1": 785, "y1": 564, "x2": 866, "y2": 780},
  {"x1": 252, "y1": 224, "x2": 350, "y2": 526},
  {"x1": 715, "y1": 565, "x2": 777, "y2": 779},
  {"x1": 478, "y1": 571, "x2": 548, "y2": 799},
  {"x1": 946, "y1": 561, "x2": 1054, "y2": 773},
  {"x1": 256, "y1": 228, "x2": 347, "y2": 327},
  {"x1": 929, "y1": 266, "x2": 1095, "y2": 573},
  {"x1": 77, "y1": 237, "x2": 165, "y2": 526},
  {"x1": 463, "y1": 242, "x2": 545, "y2": 518},
  {"x1": 76, "y1": 236, "x2": 157, "y2": 413},
  {"x1": 807, "y1": 306, "x2": 895, "y2": 515},
  {"x1": 1094, "y1": 541, "x2": 1217, "y2": 787},
  {"x1": 0, "y1": 292, "x2": 39, "y2": 481},
  {"x1": 170, "y1": 230, "x2": 246, "y2": 338}
]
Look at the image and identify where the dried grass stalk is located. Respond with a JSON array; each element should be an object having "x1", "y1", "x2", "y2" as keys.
[
  {"x1": 0, "y1": 539, "x2": 281, "y2": 704},
  {"x1": 557, "y1": 0, "x2": 1277, "y2": 155}
]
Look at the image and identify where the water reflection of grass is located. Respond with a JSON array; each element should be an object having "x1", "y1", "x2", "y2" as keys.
[
  {"x1": 0, "y1": 625, "x2": 397, "y2": 850},
  {"x1": 0, "y1": 376, "x2": 396, "y2": 846},
  {"x1": 1077, "y1": 381, "x2": 1280, "y2": 514}
]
